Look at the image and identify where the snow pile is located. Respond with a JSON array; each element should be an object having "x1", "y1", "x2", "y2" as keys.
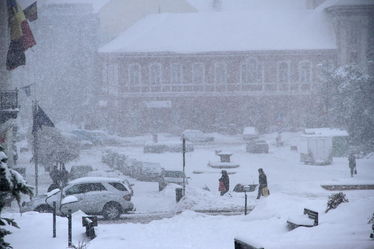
[{"x1": 177, "y1": 186, "x2": 245, "y2": 212}]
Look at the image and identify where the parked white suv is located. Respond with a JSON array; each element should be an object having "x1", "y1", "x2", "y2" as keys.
[{"x1": 43, "y1": 177, "x2": 134, "y2": 219}]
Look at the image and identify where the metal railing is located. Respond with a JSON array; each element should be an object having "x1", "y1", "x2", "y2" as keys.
[
  {"x1": 118, "y1": 82, "x2": 313, "y2": 97},
  {"x1": 0, "y1": 89, "x2": 18, "y2": 110}
]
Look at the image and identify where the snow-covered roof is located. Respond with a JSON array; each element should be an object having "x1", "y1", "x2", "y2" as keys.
[
  {"x1": 319, "y1": 0, "x2": 374, "y2": 10},
  {"x1": 99, "y1": 10, "x2": 336, "y2": 53},
  {"x1": 45, "y1": 0, "x2": 111, "y2": 13},
  {"x1": 187, "y1": 0, "x2": 309, "y2": 12},
  {"x1": 304, "y1": 128, "x2": 349, "y2": 137}
]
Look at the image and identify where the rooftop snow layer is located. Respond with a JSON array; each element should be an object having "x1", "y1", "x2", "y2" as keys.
[
  {"x1": 187, "y1": 0, "x2": 309, "y2": 12},
  {"x1": 320, "y1": 0, "x2": 374, "y2": 9},
  {"x1": 45, "y1": 0, "x2": 111, "y2": 13},
  {"x1": 99, "y1": 10, "x2": 336, "y2": 53},
  {"x1": 304, "y1": 128, "x2": 349, "y2": 137}
]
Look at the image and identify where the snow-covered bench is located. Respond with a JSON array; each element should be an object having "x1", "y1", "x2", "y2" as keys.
[
  {"x1": 234, "y1": 237, "x2": 264, "y2": 249},
  {"x1": 82, "y1": 216, "x2": 98, "y2": 239},
  {"x1": 287, "y1": 208, "x2": 318, "y2": 230}
]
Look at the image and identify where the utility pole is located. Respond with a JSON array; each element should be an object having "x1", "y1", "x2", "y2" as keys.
[
  {"x1": 182, "y1": 136, "x2": 186, "y2": 196},
  {"x1": 32, "y1": 101, "x2": 39, "y2": 195}
]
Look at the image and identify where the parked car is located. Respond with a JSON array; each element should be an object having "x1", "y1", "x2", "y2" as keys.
[
  {"x1": 182, "y1": 129, "x2": 214, "y2": 143},
  {"x1": 69, "y1": 165, "x2": 94, "y2": 180},
  {"x1": 243, "y1": 127, "x2": 259, "y2": 140},
  {"x1": 40, "y1": 177, "x2": 134, "y2": 219},
  {"x1": 246, "y1": 140, "x2": 269, "y2": 153},
  {"x1": 158, "y1": 170, "x2": 186, "y2": 191}
]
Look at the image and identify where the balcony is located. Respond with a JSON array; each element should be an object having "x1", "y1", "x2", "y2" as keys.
[{"x1": 0, "y1": 89, "x2": 19, "y2": 123}]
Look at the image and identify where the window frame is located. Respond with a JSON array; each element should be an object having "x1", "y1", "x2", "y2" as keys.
[
  {"x1": 128, "y1": 63, "x2": 141, "y2": 85},
  {"x1": 170, "y1": 63, "x2": 183, "y2": 84},
  {"x1": 214, "y1": 62, "x2": 227, "y2": 84},
  {"x1": 149, "y1": 63, "x2": 162, "y2": 85},
  {"x1": 277, "y1": 61, "x2": 290, "y2": 83},
  {"x1": 298, "y1": 60, "x2": 312, "y2": 83},
  {"x1": 192, "y1": 63, "x2": 205, "y2": 84}
]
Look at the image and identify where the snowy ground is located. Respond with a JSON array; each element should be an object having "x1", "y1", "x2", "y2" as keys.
[{"x1": 5, "y1": 132, "x2": 374, "y2": 249}]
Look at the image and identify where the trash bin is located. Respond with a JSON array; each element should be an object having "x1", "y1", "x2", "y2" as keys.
[{"x1": 175, "y1": 188, "x2": 183, "y2": 202}]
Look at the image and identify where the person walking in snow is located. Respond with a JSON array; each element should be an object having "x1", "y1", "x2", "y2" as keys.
[
  {"x1": 348, "y1": 153, "x2": 357, "y2": 177},
  {"x1": 256, "y1": 168, "x2": 269, "y2": 199},
  {"x1": 219, "y1": 170, "x2": 230, "y2": 196}
]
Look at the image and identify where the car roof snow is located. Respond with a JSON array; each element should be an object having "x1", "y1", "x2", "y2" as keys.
[{"x1": 68, "y1": 176, "x2": 125, "y2": 185}]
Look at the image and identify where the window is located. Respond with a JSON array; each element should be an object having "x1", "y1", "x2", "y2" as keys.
[
  {"x1": 241, "y1": 59, "x2": 263, "y2": 83},
  {"x1": 149, "y1": 63, "x2": 162, "y2": 84},
  {"x1": 87, "y1": 183, "x2": 106, "y2": 192},
  {"x1": 104, "y1": 63, "x2": 119, "y2": 94},
  {"x1": 192, "y1": 63, "x2": 205, "y2": 83},
  {"x1": 298, "y1": 61, "x2": 312, "y2": 83},
  {"x1": 128, "y1": 64, "x2": 141, "y2": 85},
  {"x1": 214, "y1": 62, "x2": 227, "y2": 84},
  {"x1": 170, "y1": 63, "x2": 183, "y2": 84},
  {"x1": 109, "y1": 182, "x2": 127, "y2": 191},
  {"x1": 277, "y1": 61, "x2": 289, "y2": 83},
  {"x1": 65, "y1": 183, "x2": 106, "y2": 196}
]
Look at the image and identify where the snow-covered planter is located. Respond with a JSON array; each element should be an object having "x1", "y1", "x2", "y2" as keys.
[{"x1": 325, "y1": 192, "x2": 348, "y2": 213}]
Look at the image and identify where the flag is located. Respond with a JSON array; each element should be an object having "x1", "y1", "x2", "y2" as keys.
[
  {"x1": 32, "y1": 105, "x2": 54, "y2": 133},
  {"x1": 6, "y1": 0, "x2": 36, "y2": 71},
  {"x1": 23, "y1": 2, "x2": 37, "y2": 22},
  {"x1": 20, "y1": 84, "x2": 32, "y2": 97}
]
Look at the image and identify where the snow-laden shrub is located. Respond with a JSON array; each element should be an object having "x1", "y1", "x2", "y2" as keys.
[
  {"x1": 0, "y1": 152, "x2": 33, "y2": 249},
  {"x1": 325, "y1": 192, "x2": 349, "y2": 213},
  {"x1": 319, "y1": 65, "x2": 374, "y2": 152}
]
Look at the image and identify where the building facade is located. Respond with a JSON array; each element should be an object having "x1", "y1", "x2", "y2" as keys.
[{"x1": 98, "y1": 0, "x2": 373, "y2": 135}]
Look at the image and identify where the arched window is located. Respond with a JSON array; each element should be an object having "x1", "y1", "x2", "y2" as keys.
[
  {"x1": 214, "y1": 62, "x2": 227, "y2": 84},
  {"x1": 241, "y1": 59, "x2": 263, "y2": 83},
  {"x1": 170, "y1": 63, "x2": 183, "y2": 84},
  {"x1": 192, "y1": 63, "x2": 205, "y2": 83},
  {"x1": 128, "y1": 63, "x2": 141, "y2": 85},
  {"x1": 149, "y1": 63, "x2": 162, "y2": 84},
  {"x1": 298, "y1": 61, "x2": 312, "y2": 83},
  {"x1": 277, "y1": 61, "x2": 289, "y2": 83},
  {"x1": 105, "y1": 63, "x2": 119, "y2": 94}
]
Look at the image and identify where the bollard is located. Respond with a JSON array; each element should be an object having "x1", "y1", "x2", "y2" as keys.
[
  {"x1": 176, "y1": 188, "x2": 183, "y2": 202},
  {"x1": 53, "y1": 202, "x2": 56, "y2": 238},
  {"x1": 68, "y1": 209, "x2": 72, "y2": 247},
  {"x1": 244, "y1": 192, "x2": 248, "y2": 215}
]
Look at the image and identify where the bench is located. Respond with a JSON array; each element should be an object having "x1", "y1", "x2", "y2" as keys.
[
  {"x1": 287, "y1": 208, "x2": 318, "y2": 230},
  {"x1": 234, "y1": 238, "x2": 264, "y2": 249},
  {"x1": 82, "y1": 216, "x2": 98, "y2": 239}
]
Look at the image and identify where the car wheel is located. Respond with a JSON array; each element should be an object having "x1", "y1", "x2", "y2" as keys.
[
  {"x1": 102, "y1": 202, "x2": 122, "y2": 220},
  {"x1": 35, "y1": 204, "x2": 54, "y2": 213}
]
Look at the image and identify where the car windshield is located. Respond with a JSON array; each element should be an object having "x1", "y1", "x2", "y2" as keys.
[{"x1": 164, "y1": 171, "x2": 184, "y2": 177}]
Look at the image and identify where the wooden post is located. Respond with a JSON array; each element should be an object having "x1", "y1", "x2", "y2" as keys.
[
  {"x1": 182, "y1": 137, "x2": 186, "y2": 196},
  {"x1": 53, "y1": 202, "x2": 56, "y2": 238},
  {"x1": 68, "y1": 209, "x2": 72, "y2": 247},
  {"x1": 244, "y1": 192, "x2": 248, "y2": 215}
]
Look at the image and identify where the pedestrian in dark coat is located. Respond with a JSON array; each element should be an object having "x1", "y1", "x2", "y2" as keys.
[
  {"x1": 219, "y1": 170, "x2": 230, "y2": 196},
  {"x1": 257, "y1": 168, "x2": 269, "y2": 199},
  {"x1": 348, "y1": 153, "x2": 357, "y2": 177}
]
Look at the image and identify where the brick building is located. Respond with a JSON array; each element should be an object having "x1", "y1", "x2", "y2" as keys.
[{"x1": 98, "y1": 0, "x2": 373, "y2": 134}]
